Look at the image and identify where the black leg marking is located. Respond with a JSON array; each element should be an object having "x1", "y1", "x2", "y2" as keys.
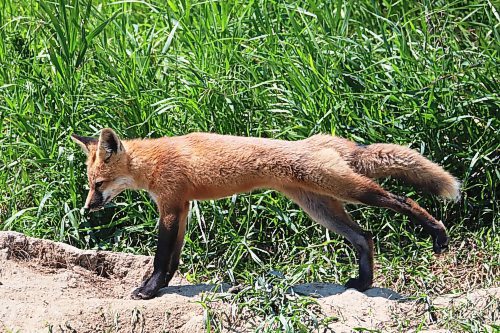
[
  {"x1": 131, "y1": 216, "x2": 179, "y2": 300},
  {"x1": 358, "y1": 191, "x2": 449, "y2": 255},
  {"x1": 345, "y1": 230, "x2": 374, "y2": 291}
]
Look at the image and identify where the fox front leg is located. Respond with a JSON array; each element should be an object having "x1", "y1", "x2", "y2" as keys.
[{"x1": 131, "y1": 211, "x2": 179, "y2": 300}]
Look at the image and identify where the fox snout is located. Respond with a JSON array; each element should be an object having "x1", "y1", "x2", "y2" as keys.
[{"x1": 84, "y1": 189, "x2": 105, "y2": 211}]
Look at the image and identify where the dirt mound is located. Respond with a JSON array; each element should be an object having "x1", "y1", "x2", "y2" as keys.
[
  {"x1": 0, "y1": 232, "x2": 208, "y2": 332},
  {"x1": 0, "y1": 231, "x2": 497, "y2": 332}
]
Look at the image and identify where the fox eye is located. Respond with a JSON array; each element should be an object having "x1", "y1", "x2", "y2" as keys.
[{"x1": 94, "y1": 181, "x2": 104, "y2": 189}]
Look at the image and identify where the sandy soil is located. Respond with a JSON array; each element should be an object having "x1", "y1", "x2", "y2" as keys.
[{"x1": 0, "y1": 231, "x2": 497, "y2": 332}]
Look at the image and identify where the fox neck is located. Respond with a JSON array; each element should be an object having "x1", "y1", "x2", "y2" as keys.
[{"x1": 122, "y1": 139, "x2": 168, "y2": 195}]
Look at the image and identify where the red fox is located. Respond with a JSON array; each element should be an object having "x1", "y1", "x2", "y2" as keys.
[{"x1": 71, "y1": 128, "x2": 460, "y2": 300}]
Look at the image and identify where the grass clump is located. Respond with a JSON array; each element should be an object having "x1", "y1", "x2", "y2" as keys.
[{"x1": 199, "y1": 271, "x2": 333, "y2": 332}]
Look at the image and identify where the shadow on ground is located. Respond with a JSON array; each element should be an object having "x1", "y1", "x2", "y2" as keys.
[
  {"x1": 157, "y1": 281, "x2": 403, "y2": 300},
  {"x1": 292, "y1": 282, "x2": 404, "y2": 300},
  {"x1": 157, "y1": 283, "x2": 230, "y2": 298}
]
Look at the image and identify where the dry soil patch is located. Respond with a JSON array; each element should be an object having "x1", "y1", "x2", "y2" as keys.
[{"x1": 0, "y1": 231, "x2": 497, "y2": 332}]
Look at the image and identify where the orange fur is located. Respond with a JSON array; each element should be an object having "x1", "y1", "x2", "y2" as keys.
[{"x1": 71, "y1": 129, "x2": 459, "y2": 299}]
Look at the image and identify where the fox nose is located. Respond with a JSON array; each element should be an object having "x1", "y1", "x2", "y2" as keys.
[
  {"x1": 84, "y1": 189, "x2": 103, "y2": 211},
  {"x1": 82, "y1": 200, "x2": 93, "y2": 211},
  {"x1": 82, "y1": 204, "x2": 101, "y2": 213}
]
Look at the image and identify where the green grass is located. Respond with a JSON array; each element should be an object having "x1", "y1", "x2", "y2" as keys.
[{"x1": 0, "y1": 0, "x2": 498, "y2": 331}]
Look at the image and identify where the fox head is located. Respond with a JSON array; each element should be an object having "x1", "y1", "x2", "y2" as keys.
[{"x1": 71, "y1": 128, "x2": 135, "y2": 211}]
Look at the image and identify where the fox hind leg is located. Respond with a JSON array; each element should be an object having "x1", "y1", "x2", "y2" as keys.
[
  {"x1": 301, "y1": 166, "x2": 449, "y2": 254},
  {"x1": 282, "y1": 187, "x2": 374, "y2": 291},
  {"x1": 354, "y1": 189, "x2": 449, "y2": 254}
]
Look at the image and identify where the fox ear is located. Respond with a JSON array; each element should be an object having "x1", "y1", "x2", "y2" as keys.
[
  {"x1": 98, "y1": 128, "x2": 125, "y2": 162},
  {"x1": 71, "y1": 134, "x2": 98, "y2": 155}
]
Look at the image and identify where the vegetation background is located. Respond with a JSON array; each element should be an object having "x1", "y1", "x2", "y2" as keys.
[{"x1": 0, "y1": 0, "x2": 498, "y2": 331}]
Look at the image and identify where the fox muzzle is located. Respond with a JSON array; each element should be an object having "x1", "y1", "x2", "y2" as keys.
[{"x1": 84, "y1": 189, "x2": 105, "y2": 211}]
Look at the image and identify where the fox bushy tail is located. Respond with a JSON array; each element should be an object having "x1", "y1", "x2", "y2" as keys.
[{"x1": 349, "y1": 143, "x2": 460, "y2": 200}]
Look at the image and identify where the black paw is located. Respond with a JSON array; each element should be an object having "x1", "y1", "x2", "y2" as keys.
[
  {"x1": 433, "y1": 234, "x2": 449, "y2": 254},
  {"x1": 131, "y1": 275, "x2": 168, "y2": 300},
  {"x1": 345, "y1": 278, "x2": 371, "y2": 292},
  {"x1": 131, "y1": 285, "x2": 159, "y2": 300}
]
